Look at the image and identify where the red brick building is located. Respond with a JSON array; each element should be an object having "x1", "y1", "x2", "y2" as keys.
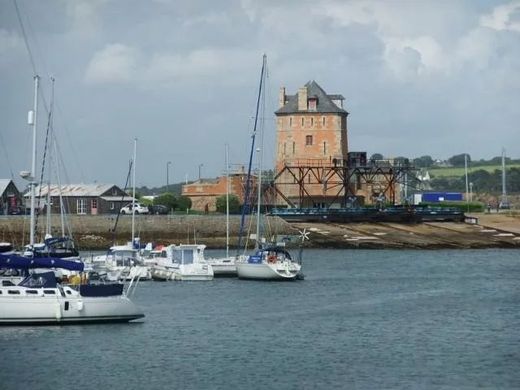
[{"x1": 182, "y1": 172, "x2": 257, "y2": 212}]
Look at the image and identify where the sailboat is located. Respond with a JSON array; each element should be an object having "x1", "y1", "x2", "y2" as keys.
[
  {"x1": 0, "y1": 76, "x2": 144, "y2": 325},
  {"x1": 24, "y1": 77, "x2": 80, "y2": 262},
  {"x1": 89, "y1": 139, "x2": 150, "y2": 281},
  {"x1": 0, "y1": 253, "x2": 144, "y2": 325},
  {"x1": 206, "y1": 144, "x2": 238, "y2": 276},
  {"x1": 235, "y1": 55, "x2": 303, "y2": 281}
]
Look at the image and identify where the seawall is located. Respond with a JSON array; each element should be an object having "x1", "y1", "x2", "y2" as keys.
[{"x1": 1, "y1": 213, "x2": 519, "y2": 250}]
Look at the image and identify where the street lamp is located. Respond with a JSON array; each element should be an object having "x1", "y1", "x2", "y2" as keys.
[
  {"x1": 198, "y1": 163, "x2": 204, "y2": 181},
  {"x1": 166, "y1": 161, "x2": 172, "y2": 192}
]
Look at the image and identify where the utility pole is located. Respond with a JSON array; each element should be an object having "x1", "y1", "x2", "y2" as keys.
[
  {"x1": 500, "y1": 148, "x2": 509, "y2": 209},
  {"x1": 198, "y1": 163, "x2": 204, "y2": 181},
  {"x1": 166, "y1": 161, "x2": 171, "y2": 192},
  {"x1": 464, "y1": 153, "x2": 469, "y2": 212}
]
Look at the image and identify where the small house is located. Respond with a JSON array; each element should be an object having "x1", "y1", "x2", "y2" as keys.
[
  {"x1": 0, "y1": 179, "x2": 22, "y2": 215},
  {"x1": 26, "y1": 184, "x2": 134, "y2": 215}
]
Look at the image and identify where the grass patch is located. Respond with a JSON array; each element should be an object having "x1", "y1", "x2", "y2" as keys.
[{"x1": 429, "y1": 164, "x2": 520, "y2": 178}]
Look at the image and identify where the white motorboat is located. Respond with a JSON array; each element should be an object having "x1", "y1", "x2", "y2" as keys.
[
  {"x1": 88, "y1": 244, "x2": 151, "y2": 282},
  {"x1": 0, "y1": 253, "x2": 144, "y2": 325},
  {"x1": 151, "y1": 244, "x2": 213, "y2": 281},
  {"x1": 236, "y1": 246, "x2": 301, "y2": 280}
]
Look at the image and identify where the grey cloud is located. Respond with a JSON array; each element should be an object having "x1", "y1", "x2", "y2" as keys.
[{"x1": 0, "y1": 0, "x2": 519, "y2": 190}]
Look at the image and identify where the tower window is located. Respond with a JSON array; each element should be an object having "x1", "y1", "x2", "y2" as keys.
[
  {"x1": 322, "y1": 117, "x2": 326, "y2": 126},
  {"x1": 323, "y1": 141, "x2": 327, "y2": 155},
  {"x1": 293, "y1": 142, "x2": 295, "y2": 154},
  {"x1": 301, "y1": 117, "x2": 304, "y2": 127},
  {"x1": 289, "y1": 117, "x2": 292, "y2": 127},
  {"x1": 310, "y1": 118, "x2": 314, "y2": 127},
  {"x1": 306, "y1": 135, "x2": 313, "y2": 146},
  {"x1": 284, "y1": 143, "x2": 286, "y2": 155}
]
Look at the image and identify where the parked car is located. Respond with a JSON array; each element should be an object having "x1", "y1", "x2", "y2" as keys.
[
  {"x1": 149, "y1": 204, "x2": 170, "y2": 215},
  {"x1": 8, "y1": 207, "x2": 24, "y2": 215},
  {"x1": 120, "y1": 203, "x2": 149, "y2": 214}
]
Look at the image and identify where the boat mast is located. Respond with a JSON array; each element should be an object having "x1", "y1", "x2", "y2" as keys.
[
  {"x1": 131, "y1": 138, "x2": 137, "y2": 245},
  {"x1": 225, "y1": 143, "x2": 229, "y2": 258},
  {"x1": 237, "y1": 54, "x2": 267, "y2": 254},
  {"x1": 53, "y1": 138, "x2": 66, "y2": 238},
  {"x1": 29, "y1": 75, "x2": 39, "y2": 247},
  {"x1": 255, "y1": 146, "x2": 262, "y2": 249},
  {"x1": 45, "y1": 77, "x2": 55, "y2": 238}
]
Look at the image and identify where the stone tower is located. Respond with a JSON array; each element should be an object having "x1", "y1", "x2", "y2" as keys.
[{"x1": 274, "y1": 81, "x2": 349, "y2": 206}]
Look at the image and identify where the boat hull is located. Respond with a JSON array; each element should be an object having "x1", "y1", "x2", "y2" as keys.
[
  {"x1": 0, "y1": 295, "x2": 144, "y2": 325},
  {"x1": 207, "y1": 257, "x2": 237, "y2": 277},
  {"x1": 236, "y1": 262, "x2": 300, "y2": 280},
  {"x1": 150, "y1": 266, "x2": 213, "y2": 281}
]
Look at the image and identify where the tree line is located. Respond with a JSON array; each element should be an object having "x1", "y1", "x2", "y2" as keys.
[
  {"x1": 429, "y1": 168, "x2": 520, "y2": 194},
  {"x1": 370, "y1": 153, "x2": 520, "y2": 168}
]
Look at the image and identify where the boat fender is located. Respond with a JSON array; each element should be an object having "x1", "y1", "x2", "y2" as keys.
[
  {"x1": 55, "y1": 302, "x2": 62, "y2": 321},
  {"x1": 268, "y1": 255, "x2": 276, "y2": 263},
  {"x1": 77, "y1": 300, "x2": 84, "y2": 311}
]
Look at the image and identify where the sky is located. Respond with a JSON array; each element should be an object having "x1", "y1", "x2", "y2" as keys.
[{"x1": 1, "y1": 0, "x2": 519, "y2": 189}]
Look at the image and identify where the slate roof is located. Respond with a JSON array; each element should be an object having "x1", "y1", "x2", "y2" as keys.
[
  {"x1": 275, "y1": 80, "x2": 348, "y2": 115},
  {"x1": 0, "y1": 179, "x2": 19, "y2": 196},
  {"x1": 0, "y1": 179, "x2": 15, "y2": 196},
  {"x1": 25, "y1": 184, "x2": 128, "y2": 198}
]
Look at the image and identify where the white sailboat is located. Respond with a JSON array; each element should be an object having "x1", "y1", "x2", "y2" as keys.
[
  {"x1": 0, "y1": 254, "x2": 144, "y2": 325},
  {"x1": 0, "y1": 76, "x2": 144, "y2": 325},
  {"x1": 87, "y1": 139, "x2": 150, "y2": 281},
  {"x1": 206, "y1": 144, "x2": 238, "y2": 276},
  {"x1": 234, "y1": 55, "x2": 303, "y2": 281}
]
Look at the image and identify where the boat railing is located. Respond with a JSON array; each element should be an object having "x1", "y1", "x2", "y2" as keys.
[{"x1": 125, "y1": 273, "x2": 141, "y2": 297}]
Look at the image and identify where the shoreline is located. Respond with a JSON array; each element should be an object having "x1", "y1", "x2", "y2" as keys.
[{"x1": 1, "y1": 213, "x2": 519, "y2": 250}]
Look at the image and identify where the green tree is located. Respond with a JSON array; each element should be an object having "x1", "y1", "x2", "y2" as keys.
[
  {"x1": 448, "y1": 153, "x2": 471, "y2": 167},
  {"x1": 413, "y1": 155, "x2": 433, "y2": 168},
  {"x1": 177, "y1": 195, "x2": 192, "y2": 211},
  {"x1": 394, "y1": 156, "x2": 410, "y2": 165},
  {"x1": 154, "y1": 193, "x2": 177, "y2": 210},
  {"x1": 215, "y1": 194, "x2": 241, "y2": 214}
]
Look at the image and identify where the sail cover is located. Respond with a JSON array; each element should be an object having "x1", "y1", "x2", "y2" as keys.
[{"x1": 0, "y1": 253, "x2": 84, "y2": 271}]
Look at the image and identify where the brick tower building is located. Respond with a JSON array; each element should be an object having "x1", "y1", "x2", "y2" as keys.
[{"x1": 274, "y1": 81, "x2": 349, "y2": 206}]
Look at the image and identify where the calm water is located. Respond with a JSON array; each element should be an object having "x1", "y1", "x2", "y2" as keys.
[{"x1": 1, "y1": 249, "x2": 519, "y2": 389}]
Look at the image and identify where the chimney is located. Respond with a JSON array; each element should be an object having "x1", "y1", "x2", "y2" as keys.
[
  {"x1": 298, "y1": 86, "x2": 308, "y2": 111},
  {"x1": 278, "y1": 87, "x2": 286, "y2": 108}
]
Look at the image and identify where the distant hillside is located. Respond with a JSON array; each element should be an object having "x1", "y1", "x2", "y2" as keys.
[
  {"x1": 427, "y1": 166, "x2": 520, "y2": 194},
  {"x1": 429, "y1": 164, "x2": 520, "y2": 178}
]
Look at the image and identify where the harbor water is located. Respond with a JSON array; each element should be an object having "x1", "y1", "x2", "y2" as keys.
[{"x1": 1, "y1": 249, "x2": 519, "y2": 389}]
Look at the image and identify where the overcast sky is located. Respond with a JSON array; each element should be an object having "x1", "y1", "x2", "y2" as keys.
[{"x1": 1, "y1": 0, "x2": 519, "y2": 189}]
